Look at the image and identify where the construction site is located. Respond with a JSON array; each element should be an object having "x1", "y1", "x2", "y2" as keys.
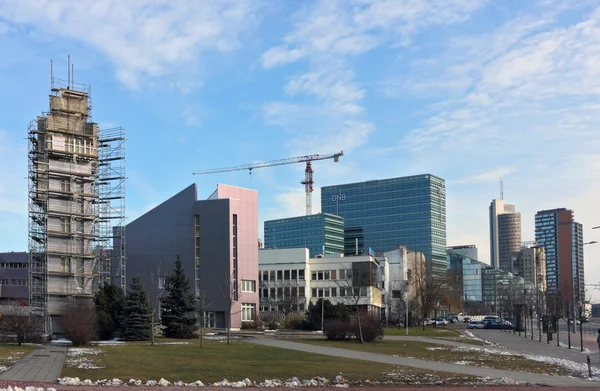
[{"x1": 27, "y1": 62, "x2": 126, "y2": 334}]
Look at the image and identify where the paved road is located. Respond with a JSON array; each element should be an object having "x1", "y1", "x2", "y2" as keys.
[
  {"x1": 468, "y1": 328, "x2": 600, "y2": 366},
  {"x1": 249, "y1": 338, "x2": 598, "y2": 387},
  {"x1": 0, "y1": 344, "x2": 67, "y2": 382}
]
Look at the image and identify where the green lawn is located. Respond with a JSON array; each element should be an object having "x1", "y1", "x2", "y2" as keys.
[
  {"x1": 296, "y1": 339, "x2": 578, "y2": 377},
  {"x1": 384, "y1": 326, "x2": 460, "y2": 337},
  {"x1": 0, "y1": 343, "x2": 35, "y2": 368},
  {"x1": 60, "y1": 340, "x2": 473, "y2": 384}
]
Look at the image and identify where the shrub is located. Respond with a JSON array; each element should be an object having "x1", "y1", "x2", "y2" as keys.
[
  {"x1": 304, "y1": 299, "x2": 350, "y2": 330},
  {"x1": 324, "y1": 320, "x2": 354, "y2": 341},
  {"x1": 358, "y1": 314, "x2": 384, "y2": 342},
  {"x1": 241, "y1": 321, "x2": 256, "y2": 330},
  {"x1": 284, "y1": 313, "x2": 305, "y2": 329},
  {"x1": 61, "y1": 299, "x2": 96, "y2": 346}
]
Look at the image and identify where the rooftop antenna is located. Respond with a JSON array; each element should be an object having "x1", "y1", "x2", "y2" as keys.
[
  {"x1": 500, "y1": 177, "x2": 504, "y2": 200},
  {"x1": 67, "y1": 55, "x2": 70, "y2": 89},
  {"x1": 50, "y1": 59, "x2": 53, "y2": 89}
]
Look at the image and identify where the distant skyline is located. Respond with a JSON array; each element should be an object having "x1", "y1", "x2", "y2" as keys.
[{"x1": 0, "y1": 0, "x2": 599, "y2": 300}]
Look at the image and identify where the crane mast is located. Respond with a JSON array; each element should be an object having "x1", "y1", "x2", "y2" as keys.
[{"x1": 193, "y1": 151, "x2": 343, "y2": 215}]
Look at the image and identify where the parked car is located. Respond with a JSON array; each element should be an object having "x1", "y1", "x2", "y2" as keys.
[
  {"x1": 424, "y1": 318, "x2": 436, "y2": 326},
  {"x1": 462, "y1": 316, "x2": 472, "y2": 323},
  {"x1": 435, "y1": 318, "x2": 448, "y2": 326},
  {"x1": 484, "y1": 319, "x2": 514, "y2": 330},
  {"x1": 467, "y1": 320, "x2": 486, "y2": 329}
]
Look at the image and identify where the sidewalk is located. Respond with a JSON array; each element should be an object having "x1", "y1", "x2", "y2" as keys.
[
  {"x1": 249, "y1": 338, "x2": 598, "y2": 387},
  {"x1": 0, "y1": 344, "x2": 67, "y2": 382}
]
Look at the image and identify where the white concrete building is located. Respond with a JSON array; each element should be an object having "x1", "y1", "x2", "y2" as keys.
[{"x1": 258, "y1": 248, "x2": 384, "y2": 316}]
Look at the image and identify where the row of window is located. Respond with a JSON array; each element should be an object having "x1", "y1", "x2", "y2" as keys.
[
  {"x1": 260, "y1": 286, "x2": 306, "y2": 298},
  {"x1": 311, "y1": 286, "x2": 367, "y2": 297},
  {"x1": 260, "y1": 269, "x2": 306, "y2": 282},
  {"x1": 260, "y1": 303, "x2": 306, "y2": 312},
  {"x1": 0, "y1": 279, "x2": 28, "y2": 286},
  {"x1": 311, "y1": 269, "x2": 350, "y2": 281},
  {"x1": 0, "y1": 262, "x2": 28, "y2": 269}
]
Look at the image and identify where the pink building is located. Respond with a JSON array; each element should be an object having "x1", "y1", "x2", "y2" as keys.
[{"x1": 123, "y1": 183, "x2": 259, "y2": 330}]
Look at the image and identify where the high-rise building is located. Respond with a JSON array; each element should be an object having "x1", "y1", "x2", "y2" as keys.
[
  {"x1": 28, "y1": 74, "x2": 125, "y2": 333},
  {"x1": 535, "y1": 208, "x2": 584, "y2": 304},
  {"x1": 489, "y1": 199, "x2": 521, "y2": 270},
  {"x1": 264, "y1": 213, "x2": 344, "y2": 257},
  {"x1": 321, "y1": 174, "x2": 446, "y2": 276},
  {"x1": 122, "y1": 184, "x2": 259, "y2": 329},
  {"x1": 515, "y1": 245, "x2": 546, "y2": 292}
]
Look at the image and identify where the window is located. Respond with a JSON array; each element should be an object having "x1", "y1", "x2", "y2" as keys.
[
  {"x1": 339, "y1": 269, "x2": 345, "y2": 280},
  {"x1": 241, "y1": 280, "x2": 256, "y2": 292},
  {"x1": 60, "y1": 178, "x2": 71, "y2": 192},
  {"x1": 311, "y1": 288, "x2": 317, "y2": 297},
  {"x1": 324, "y1": 288, "x2": 330, "y2": 297},
  {"x1": 292, "y1": 270, "x2": 297, "y2": 280},
  {"x1": 269, "y1": 271, "x2": 275, "y2": 282},
  {"x1": 284, "y1": 287, "x2": 290, "y2": 297},
  {"x1": 241, "y1": 303, "x2": 255, "y2": 322},
  {"x1": 61, "y1": 218, "x2": 71, "y2": 233},
  {"x1": 317, "y1": 271, "x2": 323, "y2": 280},
  {"x1": 331, "y1": 287, "x2": 337, "y2": 297},
  {"x1": 291, "y1": 287, "x2": 297, "y2": 297},
  {"x1": 340, "y1": 287, "x2": 346, "y2": 297},
  {"x1": 311, "y1": 272, "x2": 317, "y2": 281},
  {"x1": 262, "y1": 288, "x2": 268, "y2": 298},
  {"x1": 284, "y1": 270, "x2": 290, "y2": 280},
  {"x1": 299, "y1": 287, "x2": 305, "y2": 297},
  {"x1": 299, "y1": 270, "x2": 305, "y2": 280},
  {"x1": 277, "y1": 270, "x2": 283, "y2": 280},
  {"x1": 270, "y1": 288, "x2": 276, "y2": 298},
  {"x1": 331, "y1": 270, "x2": 337, "y2": 280},
  {"x1": 263, "y1": 271, "x2": 268, "y2": 281},
  {"x1": 324, "y1": 271, "x2": 330, "y2": 280},
  {"x1": 277, "y1": 287, "x2": 283, "y2": 297}
]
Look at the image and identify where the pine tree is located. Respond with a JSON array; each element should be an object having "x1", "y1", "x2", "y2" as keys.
[
  {"x1": 161, "y1": 255, "x2": 197, "y2": 338},
  {"x1": 94, "y1": 283, "x2": 125, "y2": 340},
  {"x1": 121, "y1": 276, "x2": 152, "y2": 341}
]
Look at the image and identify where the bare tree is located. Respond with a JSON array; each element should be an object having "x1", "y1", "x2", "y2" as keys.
[
  {"x1": 388, "y1": 280, "x2": 409, "y2": 327},
  {"x1": 262, "y1": 281, "x2": 301, "y2": 320},
  {"x1": 220, "y1": 270, "x2": 241, "y2": 345},
  {"x1": 411, "y1": 260, "x2": 446, "y2": 330},
  {"x1": 335, "y1": 265, "x2": 379, "y2": 344},
  {"x1": 196, "y1": 286, "x2": 212, "y2": 348},
  {"x1": 0, "y1": 303, "x2": 42, "y2": 345},
  {"x1": 149, "y1": 261, "x2": 166, "y2": 347},
  {"x1": 60, "y1": 298, "x2": 96, "y2": 346}
]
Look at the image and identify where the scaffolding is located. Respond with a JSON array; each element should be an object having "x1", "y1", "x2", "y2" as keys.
[
  {"x1": 28, "y1": 66, "x2": 126, "y2": 333},
  {"x1": 95, "y1": 127, "x2": 126, "y2": 291}
]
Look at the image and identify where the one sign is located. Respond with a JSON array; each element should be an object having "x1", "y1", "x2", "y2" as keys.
[{"x1": 331, "y1": 193, "x2": 346, "y2": 202}]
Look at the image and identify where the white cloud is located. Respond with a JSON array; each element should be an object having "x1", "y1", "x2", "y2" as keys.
[
  {"x1": 457, "y1": 168, "x2": 517, "y2": 184},
  {"x1": 0, "y1": 0, "x2": 264, "y2": 88}
]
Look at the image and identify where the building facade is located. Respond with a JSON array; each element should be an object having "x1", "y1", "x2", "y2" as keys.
[
  {"x1": 264, "y1": 213, "x2": 344, "y2": 257},
  {"x1": 446, "y1": 245, "x2": 478, "y2": 260},
  {"x1": 515, "y1": 245, "x2": 546, "y2": 292},
  {"x1": 122, "y1": 184, "x2": 259, "y2": 330},
  {"x1": 28, "y1": 77, "x2": 125, "y2": 334},
  {"x1": 489, "y1": 199, "x2": 521, "y2": 270},
  {"x1": 535, "y1": 208, "x2": 585, "y2": 304},
  {"x1": 0, "y1": 252, "x2": 29, "y2": 305},
  {"x1": 258, "y1": 249, "x2": 383, "y2": 317},
  {"x1": 321, "y1": 174, "x2": 447, "y2": 277}
]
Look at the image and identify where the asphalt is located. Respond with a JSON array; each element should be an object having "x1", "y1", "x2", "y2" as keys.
[
  {"x1": 248, "y1": 338, "x2": 599, "y2": 387},
  {"x1": 0, "y1": 343, "x2": 67, "y2": 382}
]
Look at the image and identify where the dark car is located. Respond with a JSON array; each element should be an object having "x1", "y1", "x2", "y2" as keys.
[{"x1": 484, "y1": 319, "x2": 513, "y2": 329}]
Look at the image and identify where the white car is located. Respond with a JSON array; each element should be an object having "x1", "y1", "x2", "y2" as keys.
[
  {"x1": 435, "y1": 318, "x2": 448, "y2": 326},
  {"x1": 467, "y1": 320, "x2": 486, "y2": 329},
  {"x1": 424, "y1": 318, "x2": 436, "y2": 326}
]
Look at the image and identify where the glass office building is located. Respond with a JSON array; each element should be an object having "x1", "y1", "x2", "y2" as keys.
[
  {"x1": 321, "y1": 174, "x2": 446, "y2": 276},
  {"x1": 264, "y1": 213, "x2": 344, "y2": 258}
]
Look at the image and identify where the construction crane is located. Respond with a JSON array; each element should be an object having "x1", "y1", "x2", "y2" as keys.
[{"x1": 193, "y1": 151, "x2": 344, "y2": 215}]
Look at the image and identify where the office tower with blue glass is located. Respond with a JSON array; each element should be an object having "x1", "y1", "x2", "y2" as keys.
[
  {"x1": 264, "y1": 213, "x2": 345, "y2": 258},
  {"x1": 321, "y1": 174, "x2": 447, "y2": 276}
]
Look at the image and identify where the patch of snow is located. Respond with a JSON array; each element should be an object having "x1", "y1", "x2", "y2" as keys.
[
  {"x1": 425, "y1": 346, "x2": 448, "y2": 351},
  {"x1": 312, "y1": 330, "x2": 323, "y2": 334},
  {"x1": 454, "y1": 360, "x2": 474, "y2": 365},
  {"x1": 0, "y1": 365, "x2": 8, "y2": 373},
  {"x1": 50, "y1": 338, "x2": 72, "y2": 345},
  {"x1": 153, "y1": 342, "x2": 191, "y2": 345},
  {"x1": 65, "y1": 348, "x2": 104, "y2": 370},
  {"x1": 93, "y1": 339, "x2": 124, "y2": 346}
]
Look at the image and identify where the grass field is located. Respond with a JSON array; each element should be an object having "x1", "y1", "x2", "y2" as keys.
[
  {"x1": 384, "y1": 326, "x2": 461, "y2": 337},
  {"x1": 296, "y1": 339, "x2": 578, "y2": 377},
  {"x1": 60, "y1": 340, "x2": 474, "y2": 384},
  {"x1": 0, "y1": 343, "x2": 35, "y2": 369}
]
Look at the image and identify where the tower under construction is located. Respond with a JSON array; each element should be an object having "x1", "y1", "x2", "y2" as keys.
[{"x1": 28, "y1": 62, "x2": 125, "y2": 334}]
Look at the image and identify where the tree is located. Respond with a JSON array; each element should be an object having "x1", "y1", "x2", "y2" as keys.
[
  {"x1": 412, "y1": 260, "x2": 446, "y2": 330},
  {"x1": 149, "y1": 261, "x2": 166, "y2": 346},
  {"x1": 304, "y1": 298, "x2": 350, "y2": 331},
  {"x1": 335, "y1": 264, "x2": 379, "y2": 343},
  {"x1": 196, "y1": 286, "x2": 212, "y2": 348},
  {"x1": 388, "y1": 280, "x2": 409, "y2": 327},
  {"x1": 94, "y1": 283, "x2": 125, "y2": 340},
  {"x1": 161, "y1": 256, "x2": 197, "y2": 339},
  {"x1": 61, "y1": 299, "x2": 96, "y2": 346},
  {"x1": 121, "y1": 276, "x2": 152, "y2": 341},
  {"x1": 221, "y1": 270, "x2": 240, "y2": 345},
  {"x1": 0, "y1": 302, "x2": 42, "y2": 345}
]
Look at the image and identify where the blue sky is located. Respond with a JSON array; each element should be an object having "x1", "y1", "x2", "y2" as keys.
[{"x1": 1, "y1": 0, "x2": 599, "y2": 299}]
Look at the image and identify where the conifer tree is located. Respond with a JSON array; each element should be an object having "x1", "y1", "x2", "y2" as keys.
[
  {"x1": 161, "y1": 255, "x2": 197, "y2": 338},
  {"x1": 94, "y1": 283, "x2": 125, "y2": 340},
  {"x1": 121, "y1": 276, "x2": 152, "y2": 341}
]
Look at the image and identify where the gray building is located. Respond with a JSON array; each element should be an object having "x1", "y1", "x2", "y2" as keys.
[
  {"x1": 121, "y1": 184, "x2": 259, "y2": 330},
  {"x1": 0, "y1": 252, "x2": 29, "y2": 305},
  {"x1": 446, "y1": 245, "x2": 478, "y2": 260},
  {"x1": 489, "y1": 199, "x2": 521, "y2": 270}
]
